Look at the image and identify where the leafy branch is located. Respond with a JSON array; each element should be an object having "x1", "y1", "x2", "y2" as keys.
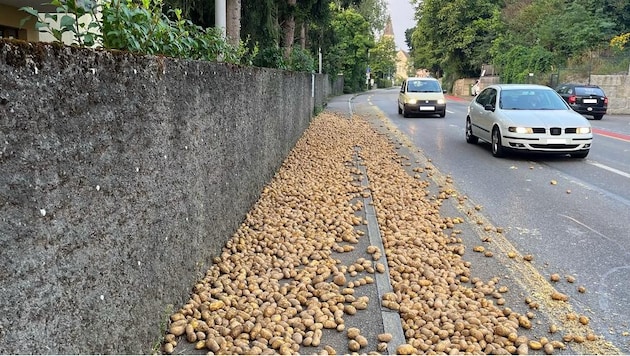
[{"x1": 19, "y1": 0, "x2": 249, "y2": 65}]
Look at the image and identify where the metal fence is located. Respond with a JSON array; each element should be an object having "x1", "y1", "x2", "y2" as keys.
[{"x1": 500, "y1": 50, "x2": 630, "y2": 88}]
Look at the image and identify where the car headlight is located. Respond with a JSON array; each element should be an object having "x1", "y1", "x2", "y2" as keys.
[
  {"x1": 576, "y1": 127, "x2": 591, "y2": 134},
  {"x1": 437, "y1": 99, "x2": 445, "y2": 105},
  {"x1": 408, "y1": 99, "x2": 417, "y2": 104},
  {"x1": 508, "y1": 127, "x2": 533, "y2": 134}
]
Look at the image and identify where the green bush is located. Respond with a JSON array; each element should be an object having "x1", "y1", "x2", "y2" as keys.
[
  {"x1": 252, "y1": 46, "x2": 286, "y2": 69},
  {"x1": 21, "y1": 0, "x2": 248, "y2": 64},
  {"x1": 288, "y1": 47, "x2": 315, "y2": 73}
]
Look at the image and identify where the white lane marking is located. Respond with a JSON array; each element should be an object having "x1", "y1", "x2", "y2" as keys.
[{"x1": 587, "y1": 160, "x2": 630, "y2": 179}]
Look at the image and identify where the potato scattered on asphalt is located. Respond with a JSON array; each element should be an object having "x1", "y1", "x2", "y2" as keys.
[
  {"x1": 162, "y1": 112, "x2": 585, "y2": 354},
  {"x1": 163, "y1": 342, "x2": 174, "y2": 354},
  {"x1": 348, "y1": 339, "x2": 361, "y2": 352},
  {"x1": 551, "y1": 291, "x2": 569, "y2": 302},
  {"x1": 550, "y1": 273, "x2": 561, "y2": 282}
]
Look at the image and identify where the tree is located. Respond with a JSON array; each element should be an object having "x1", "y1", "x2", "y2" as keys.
[
  {"x1": 227, "y1": 0, "x2": 241, "y2": 46},
  {"x1": 369, "y1": 35, "x2": 396, "y2": 87},
  {"x1": 357, "y1": 0, "x2": 388, "y2": 36},
  {"x1": 330, "y1": 7, "x2": 374, "y2": 92},
  {"x1": 410, "y1": 0, "x2": 502, "y2": 81}
]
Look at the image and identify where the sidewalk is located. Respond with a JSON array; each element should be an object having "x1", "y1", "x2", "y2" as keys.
[{"x1": 164, "y1": 94, "x2": 613, "y2": 355}]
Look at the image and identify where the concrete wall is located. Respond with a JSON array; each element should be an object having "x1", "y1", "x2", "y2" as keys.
[
  {"x1": 452, "y1": 75, "x2": 629, "y2": 115},
  {"x1": 591, "y1": 74, "x2": 630, "y2": 115},
  {"x1": 0, "y1": 39, "x2": 333, "y2": 354},
  {"x1": 452, "y1": 76, "x2": 500, "y2": 97}
]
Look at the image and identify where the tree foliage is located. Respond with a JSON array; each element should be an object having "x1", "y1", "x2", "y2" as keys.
[
  {"x1": 330, "y1": 7, "x2": 374, "y2": 92},
  {"x1": 22, "y1": 0, "x2": 390, "y2": 92},
  {"x1": 410, "y1": 0, "x2": 501, "y2": 84},
  {"x1": 410, "y1": 0, "x2": 628, "y2": 83},
  {"x1": 369, "y1": 35, "x2": 396, "y2": 87}
]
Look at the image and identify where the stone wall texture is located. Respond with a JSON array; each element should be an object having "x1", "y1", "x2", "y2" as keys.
[
  {"x1": 591, "y1": 74, "x2": 630, "y2": 115},
  {"x1": 452, "y1": 75, "x2": 629, "y2": 115},
  {"x1": 0, "y1": 39, "x2": 338, "y2": 354}
]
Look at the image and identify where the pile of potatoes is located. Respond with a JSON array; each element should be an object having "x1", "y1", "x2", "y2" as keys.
[{"x1": 162, "y1": 112, "x2": 571, "y2": 355}]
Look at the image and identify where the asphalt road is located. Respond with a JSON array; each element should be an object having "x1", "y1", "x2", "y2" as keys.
[
  {"x1": 167, "y1": 90, "x2": 627, "y2": 355},
  {"x1": 353, "y1": 87, "x2": 630, "y2": 353}
]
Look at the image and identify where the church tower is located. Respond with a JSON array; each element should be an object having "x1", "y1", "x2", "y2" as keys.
[{"x1": 383, "y1": 15, "x2": 395, "y2": 39}]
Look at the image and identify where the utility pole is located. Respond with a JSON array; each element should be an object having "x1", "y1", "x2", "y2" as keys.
[{"x1": 215, "y1": 0, "x2": 226, "y2": 38}]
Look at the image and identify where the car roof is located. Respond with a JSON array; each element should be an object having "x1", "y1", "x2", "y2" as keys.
[
  {"x1": 406, "y1": 77, "x2": 437, "y2": 81},
  {"x1": 559, "y1": 83, "x2": 602, "y2": 88},
  {"x1": 488, "y1": 84, "x2": 553, "y2": 90}
]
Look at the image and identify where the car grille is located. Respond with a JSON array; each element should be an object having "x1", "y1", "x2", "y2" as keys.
[
  {"x1": 532, "y1": 128, "x2": 582, "y2": 134},
  {"x1": 531, "y1": 144, "x2": 580, "y2": 149}
]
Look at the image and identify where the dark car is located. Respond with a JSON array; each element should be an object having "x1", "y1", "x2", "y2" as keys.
[{"x1": 555, "y1": 83, "x2": 608, "y2": 120}]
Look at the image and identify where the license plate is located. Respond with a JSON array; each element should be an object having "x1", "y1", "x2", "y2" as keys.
[
  {"x1": 583, "y1": 99, "x2": 597, "y2": 104},
  {"x1": 419, "y1": 106, "x2": 435, "y2": 111},
  {"x1": 547, "y1": 138, "x2": 567, "y2": 144}
]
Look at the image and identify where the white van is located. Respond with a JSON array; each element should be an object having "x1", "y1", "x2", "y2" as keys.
[{"x1": 397, "y1": 77, "x2": 447, "y2": 118}]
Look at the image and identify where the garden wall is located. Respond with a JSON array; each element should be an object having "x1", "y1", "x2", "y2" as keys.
[
  {"x1": 591, "y1": 74, "x2": 630, "y2": 115},
  {"x1": 0, "y1": 39, "x2": 335, "y2": 354},
  {"x1": 452, "y1": 75, "x2": 630, "y2": 115}
]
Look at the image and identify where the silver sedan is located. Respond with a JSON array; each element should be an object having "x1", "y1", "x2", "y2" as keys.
[{"x1": 466, "y1": 84, "x2": 593, "y2": 158}]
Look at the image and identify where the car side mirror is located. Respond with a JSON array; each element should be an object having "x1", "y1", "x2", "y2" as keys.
[
  {"x1": 484, "y1": 104, "x2": 495, "y2": 112},
  {"x1": 442, "y1": 90, "x2": 447, "y2": 94}
]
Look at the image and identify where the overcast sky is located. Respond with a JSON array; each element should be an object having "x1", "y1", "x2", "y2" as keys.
[{"x1": 386, "y1": 0, "x2": 416, "y2": 51}]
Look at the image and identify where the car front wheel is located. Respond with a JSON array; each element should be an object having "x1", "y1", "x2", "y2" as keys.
[
  {"x1": 465, "y1": 118, "x2": 478, "y2": 144},
  {"x1": 398, "y1": 103, "x2": 402, "y2": 115},
  {"x1": 593, "y1": 114, "x2": 603, "y2": 120},
  {"x1": 491, "y1": 126, "x2": 505, "y2": 157},
  {"x1": 402, "y1": 105, "x2": 409, "y2": 118}
]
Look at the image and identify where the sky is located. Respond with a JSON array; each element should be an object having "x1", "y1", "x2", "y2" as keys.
[{"x1": 386, "y1": 0, "x2": 416, "y2": 52}]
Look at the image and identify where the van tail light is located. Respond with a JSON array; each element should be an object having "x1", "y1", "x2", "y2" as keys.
[{"x1": 568, "y1": 95, "x2": 577, "y2": 104}]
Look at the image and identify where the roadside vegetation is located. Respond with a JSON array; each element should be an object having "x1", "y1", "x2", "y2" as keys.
[
  {"x1": 20, "y1": 0, "x2": 397, "y2": 94},
  {"x1": 19, "y1": 0, "x2": 630, "y2": 92},
  {"x1": 409, "y1": 0, "x2": 630, "y2": 89}
]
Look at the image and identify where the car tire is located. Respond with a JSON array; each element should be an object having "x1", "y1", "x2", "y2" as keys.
[
  {"x1": 465, "y1": 118, "x2": 478, "y2": 144},
  {"x1": 491, "y1": 126, "x2": 505, "y2": 157},
  {"x1": 398, "y1": 104, "x2": 402, "y2": 115},
  {"x1": 593, "y1": 114, "x2": 603, "y2": 120},
  {"x1": 570, "y1": 150, "x2": 589, "y2": 158},
  {"x1": 402, "y1": 105, "x2": 409, "y2": 118},
  {"x1": 439, "y1": 111, "x2": 446, "y2": 118}
]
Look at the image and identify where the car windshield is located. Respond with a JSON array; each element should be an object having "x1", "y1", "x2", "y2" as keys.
[
  {"x1": 408, "y1": 80, "x2": 442, "y2": 93},
  {"x1": 575, "y1": 87, "x2": 605, "y2": 96},
  {"x1": 499, "y1": 89, "x2": 568, "y2": 110}
]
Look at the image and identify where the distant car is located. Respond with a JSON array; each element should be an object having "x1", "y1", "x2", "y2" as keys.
[
  {"x1": 397, "y1": 77, "x2": 446, "y2": 118},
  {"x1": 555, "y1": 83, "x2": 608, "y2": 120},
  {"x1": 466, "y1": 84, "x2": 592, "y2": 158}
]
